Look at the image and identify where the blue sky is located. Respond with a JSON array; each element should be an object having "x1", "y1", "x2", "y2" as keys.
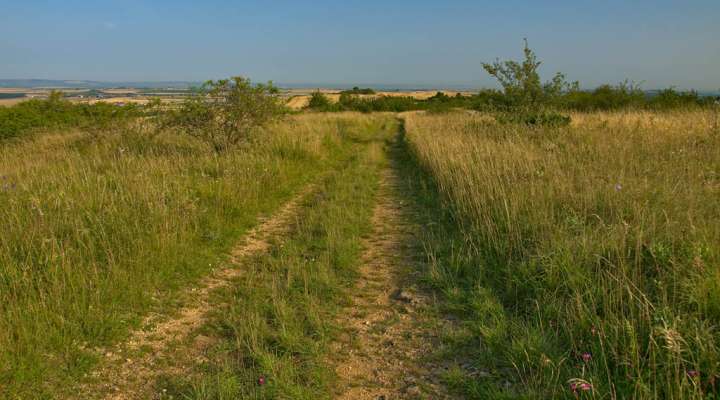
[{"x1": 1, "y1": 0, "x2": 718, "y2": 89}]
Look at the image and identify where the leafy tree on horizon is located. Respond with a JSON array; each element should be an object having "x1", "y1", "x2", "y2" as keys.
[
  {"x1": 164, "y1": 76, "x2": 285, "y2": 152},
  {"x1": 482, "y1": 39, "x2": 578, "y2": 109}
]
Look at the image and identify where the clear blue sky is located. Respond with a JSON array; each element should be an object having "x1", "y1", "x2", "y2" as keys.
[{"x1": 1, "y1": 0, "x2": 718, "y2": 90}]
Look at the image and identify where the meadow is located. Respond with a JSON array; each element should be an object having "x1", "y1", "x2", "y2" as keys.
[
  {"x1": 0, "y1": 77, "x2": 719, "y2": 399},
  {"x1": 0, "y1": 110, "x2": 392, "y2": 397},
  {"x1": 402, "y1": 109, "x2": 720, "y2": 398}
]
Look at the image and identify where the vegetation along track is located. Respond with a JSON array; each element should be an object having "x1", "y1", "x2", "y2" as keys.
[
  {"x1": 334, "y1": 138, "x2": 454, "y2": 399},
  {"x1": 54, "y1": 115, "x2": 461, "y2": 399},
  {"x1": 74, "y1": 181, "x2": 322, "y2": 399}
]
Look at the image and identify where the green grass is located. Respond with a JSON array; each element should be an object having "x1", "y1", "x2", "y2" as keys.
[
  {"x1": 399, "y1": 110, "x2": 720, "y2": 399},
  {"x1": 154, "y1": 116, "x2": 395, "y2": 399},
  {"x1": 0, "y1": 113, "x2": 390, "y2": 398},
  {"x1": 4, "y1": 106, "x2": 719, "y2": 399}
]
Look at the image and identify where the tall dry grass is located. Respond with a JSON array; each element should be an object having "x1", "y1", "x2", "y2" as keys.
[
  {"x1": 404, "y1": 109, "x2": 720, "y2": 398},
  {"x1": 0, "y1": 113, "x2": 379, "y2": 398}
]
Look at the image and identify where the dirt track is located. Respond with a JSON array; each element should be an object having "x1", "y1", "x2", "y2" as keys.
[
  {"x1": 76, "y1": 183, "x2": 318, "y2": 399},
  {"x1": 334, "y1": 165, "x2": 453, "y2": 399}
]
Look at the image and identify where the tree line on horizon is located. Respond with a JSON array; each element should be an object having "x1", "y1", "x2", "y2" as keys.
[{"x1": 307, "y1": 40, "x2": 719, "y2": 115}]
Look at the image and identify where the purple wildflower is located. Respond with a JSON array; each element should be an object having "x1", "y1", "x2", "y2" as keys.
[
  {"x1": 579, "y1": 383, "x2": 593, "y2": 391},
  {"x1": 688, "y1": 370, "x2": 700, "y2": 379},
  {"x1": 582, "y1": 353, "x2": 592, "y2": 362}
]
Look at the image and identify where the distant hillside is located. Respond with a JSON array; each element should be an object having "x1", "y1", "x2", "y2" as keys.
[
  {"x1": 0, "y1": 79, "x2": 197, "y2": 89},
  {"x1": 1, "y1": 79, "x2": 717, "y2": 97},
  {"x1": 1, "y1": 80, "x2": 479, "y2": 91}
]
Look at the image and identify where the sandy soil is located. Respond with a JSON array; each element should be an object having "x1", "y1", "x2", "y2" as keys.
[
  {"x1": 333, "y1": 166, "x2": 454, "y2": 399},
  {"x1": 0, "y1": 98, "x2": 29, "y2": 106}
]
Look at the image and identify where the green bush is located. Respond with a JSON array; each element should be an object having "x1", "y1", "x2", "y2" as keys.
[
  {"x1": 0, "y1": 91, "x2": 140, "y2": 141},
  {"x1": 496, "y1": 111, "x2": 571, "y2": 127},
  {"x1": 162, "y1": 77, "x2": 286, "y2": 152},
  {"x1": 340, "y1": 86, "x2": 375, "y2": 95},
  {"x1": 482, "y1": 39, "x2": 578, "y2": 109},
  {"x1": 648, "y1": 88, "x2": 708, "y2": 110},
  {"x1": 561, "y1": 82, "x2": 645, "y2": 111},
  {"x1": 307, "y1": 91, "x2": 332, "y2": 109}
]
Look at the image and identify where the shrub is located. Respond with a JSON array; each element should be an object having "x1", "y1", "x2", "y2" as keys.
[
  {"x1": 340, "y1": 86, "x2": 375, "y2": 95},
  {"x1": 562, "y1": 81, "x2": 645, "y2": 111},
  {"x1": 0, "y1": 91, "x2": 140, "y2": 141},
  {"x1": 428, "y1": 91, "x2": 451, "y2": 102},
  {"x1": 163, "y1": 77, "x2": 286, "y2": 152},
  {"x1": 482, "y1": 39, "x2": 577, "y2": 109},
  {"x1": 648, "y1": 88, "x2": 705, "y2": 110},
  {"x1": 496, "y1": 111, "x2": 571, "y2": 127},
  {"x1": 307, "y1": 91, "x2": 332, "y2": 109}
]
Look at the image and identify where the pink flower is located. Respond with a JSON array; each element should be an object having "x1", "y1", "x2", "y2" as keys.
[
  {"x1": 569, "y1": 382, "x2": 578, "y2": 393},
  {"x1": 258, "y1": 376, "x2": 266, "y2": 386},
  {"x1": 579, "y1": 383, "x2": 593, "y2": 391},
  {"x1": 687, "y1": 370, "x2": 700, "y2": 379},
  {"x1": 582, "y1": 353, "x2": 592, "y2": 362}
]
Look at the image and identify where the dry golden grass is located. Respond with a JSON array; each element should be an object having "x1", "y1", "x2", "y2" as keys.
[
  {"x1": 0, "y1": 98, "x2": 29, "y2": 106},
  {"x1": 101, "y1": 88, "x2": 140, "y2": 95},
  {"x1": 0, "y1": 88, "x2": 32, "y2": 94},
  {"x1": 403, "y1": 109, "x2": 720, "y2": 398},
  {"x1": 286, "y1": 95, "x2": 311, "y2": 109}
]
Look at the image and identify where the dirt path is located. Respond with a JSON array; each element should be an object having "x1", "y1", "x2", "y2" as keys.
[
  {"x1": 334, "y1": 165, "x2": 452, "y2": 399},
  {"x1": 75, "y1": 183, "x2": 319, "y2": 400}
]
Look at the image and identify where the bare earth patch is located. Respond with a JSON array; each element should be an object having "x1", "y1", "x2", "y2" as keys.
[
  {"x1": 74, "y1": 183, "x2": 318, "y2": 400},
  {"x1": 334, "y1": 166, "x2": 454, "y2": 399}
]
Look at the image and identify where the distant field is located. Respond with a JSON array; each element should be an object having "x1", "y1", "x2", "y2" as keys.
[
  {"x1": 0, "y1": 86, "x2": 474, "y2": 109},
  {"x1": 284, "y1": 89, "x2": 474, "y2": 109},
  {"x1": 0, "y1": 88, "x2": 30, "y2": 94},
  {"x1": 0, "y1": 98, "x2": 28, "y2": 106}
]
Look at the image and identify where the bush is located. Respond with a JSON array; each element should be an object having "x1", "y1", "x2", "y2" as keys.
[
  {"x1": 307, "y1": 91, "x2": 332, "y2": 110},
  {"x1": 482, "y1": 39, "x2": 577, "y2": 109},
  {"x1": 497, "y1": 111, "x2": 571, "y2": 127},
  {"x1": 648, "y1": 88, "x2": 706, "y2": 110},
  {"x1": 561, "y1": 81, "x2": 645, "y2": 111},
  {"x1": 0, "y1": 91, "x2": 140, "y2": 141},
  {"x1": 163, "y1": 77, "x2": 286, "y2": 152},
  {"x1": 340, "y1": 86, "x2": 375, "y2": 95}
]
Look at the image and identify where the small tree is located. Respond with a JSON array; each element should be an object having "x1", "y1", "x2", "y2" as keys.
[
  {"x1": 482, "y1": 39, "x2": 576, "y2": 109},
  {"x1": 307, "y1": 91, "x2": 331, "y2": 109},
  {"x1": 166, "y1": 76, "x2": 285, "y2": 151}
]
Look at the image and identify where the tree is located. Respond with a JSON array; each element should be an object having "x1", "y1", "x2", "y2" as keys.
[
  {"x1": 165, "y1": 76, "x2": 285, "y2": 152},
  {"x1": 307, "y1": 91, "x2": 331, "y2": 109},
  {"x1": 482, "y1": 39, "x2": 576, "y2": 109}
]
